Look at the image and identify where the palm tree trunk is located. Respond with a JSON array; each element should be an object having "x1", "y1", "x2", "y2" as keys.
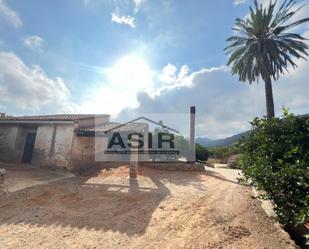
[{"x1": 264, "y1": 76, "x2": 275, "y2": 118}]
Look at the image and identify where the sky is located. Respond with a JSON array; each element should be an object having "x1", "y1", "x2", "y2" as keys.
[{"x1": 0, "y1": 0, "x2": 309, "y2": 138}]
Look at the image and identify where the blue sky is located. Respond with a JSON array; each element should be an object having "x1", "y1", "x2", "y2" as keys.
[
  {"x1": 2, "y1": 1, "x2": 244, "y2": 75},
  {"x1": 1, "y1": 0, "x2": 309, "y2": 138}
]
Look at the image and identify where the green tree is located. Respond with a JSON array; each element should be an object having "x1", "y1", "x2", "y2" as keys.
[
  {"x1": 196, "y1": 143, "x2": 209, "y2": 162},
  {"x1": 174, "y1": 134, "x2": 190, "y2": 153},
  {"x1": 239, "y1": 110, "x2": 309, "y2": 225},
  {"x1": 225, "y1": 0, "x2": 309, "y2": 118}
]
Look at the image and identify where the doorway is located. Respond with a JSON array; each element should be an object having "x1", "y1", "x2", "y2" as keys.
[{"x1": 21, "y1": 132, "x2": 37, "y2": 163}]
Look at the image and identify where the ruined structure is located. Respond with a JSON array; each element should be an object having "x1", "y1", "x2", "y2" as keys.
[
  {"x1": 0, "y1": 107, "x2": 196, "y2": 172},
  {"x1": 0, "y1": 114, "x2": 147, "y2": 171}
]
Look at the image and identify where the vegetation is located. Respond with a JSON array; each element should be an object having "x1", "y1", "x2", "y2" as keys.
[
  {"x1": 152, "y1": 128, "x2": 201, "y2": 161},
  {"x1": 196, "y1": 143, "x2": 209, "y2": 162},
  {"x1": 207, "y1": 144, "x2": 241, "y2": 163},
  {"x1": 226, "y1": 0, "x2": 309, "y2": 118},
  {"x1": 174, "y1": 134, "x2": 190, "y2": 153},
  {"x1": 227, "y1": 154, "x2": 243, "y2": 169},
  {"x1": 238, "y1": 110, "x2": 309, "y2": 225}
]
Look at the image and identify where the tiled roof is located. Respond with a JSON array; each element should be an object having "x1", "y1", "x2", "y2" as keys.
[
  {"x1": 75, "y1": 122, "x2": 148, "y2": 136},
  {"x1": 0, "y1": 114, "x2": 109, "y2": 122}
]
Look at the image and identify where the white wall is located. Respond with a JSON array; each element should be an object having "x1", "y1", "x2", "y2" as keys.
[{"x1": 33, "y1": 124, "x2": 75, "y2": 169}]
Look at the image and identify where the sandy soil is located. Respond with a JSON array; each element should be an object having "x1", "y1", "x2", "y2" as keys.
[
  {"x1": 0, "y1": 165, "x2": 294, "y2": 249},
  {"x1": 0, "y1": 163, "x2": 74, "y2": 192}
]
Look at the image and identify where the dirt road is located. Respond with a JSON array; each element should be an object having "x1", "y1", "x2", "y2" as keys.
[{"x1": 0, "y1": 165, "x2": 294, "y2": 249}]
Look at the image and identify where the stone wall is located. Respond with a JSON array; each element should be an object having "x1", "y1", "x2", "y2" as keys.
[{"x1": 70, "y1": 135, "x2": 99, "y2": 171}]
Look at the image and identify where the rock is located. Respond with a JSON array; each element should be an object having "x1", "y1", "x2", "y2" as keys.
[{"x1": 227, "y1": 154, "x2": 242, "y2": 169}]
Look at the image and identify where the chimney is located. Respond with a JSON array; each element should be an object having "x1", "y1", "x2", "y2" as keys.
[
  {"x1": 0, "y1": 113, "x2": 6, "y2": 118},
  {"x1": 188, "y1": 106, "x2": 196, "y2": 163}
]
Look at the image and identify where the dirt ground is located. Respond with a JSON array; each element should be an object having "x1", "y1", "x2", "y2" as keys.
[
  {"x1": 0, "y1": 165, "x2": 295, "y2": 249},
  {"x1": 0, "y1": 163, "x2": 74, "y2": 192}
]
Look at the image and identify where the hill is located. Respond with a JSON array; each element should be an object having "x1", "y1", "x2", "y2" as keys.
[{"x1": 196, "y1": 130, "x2": 250, "y2": 147}]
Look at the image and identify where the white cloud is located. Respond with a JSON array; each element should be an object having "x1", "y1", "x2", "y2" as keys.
[
  {"x1": 111, "y1": 13, "x2": 135, "y2": 28},
  {"x1": 158, "y1": 63, "x2": 177, "y2": 84},
  {"x1": 23, "y1": 36, "x2": 44, "y2": 51},
  {"x1": 79, "y1": 86, "x2": 139, "y2": 115},
  {"x1": 234, "y1": 0, "x2": 246, "y2": 5},
  {"x1": 83, "y1": 0, "x2": 146, "y2": 11},
  {"x1": 116, "y1": 56, "x2": 309, "y2": 138},
  {"x1": 133, "y1": 0, "x2": 145, "y2": 12},
  {"x1": 0, "y1": 0, "x2": 22, "y2": 28},
  {"x1": 75, "y1": 52, "x2": 309, "y2": 138},
  {"x1": 78, "y1": 55, "x2": 152, "y2": 115},
  {"x1": 153, "y1": 64, "x2": 192, "y2": 96},
  {"x1": 0, "y1": 52, "x2": 76, "y2": 114},
  {"x1": 2, "y1": 49, "x2": 309, "y2": 138}
]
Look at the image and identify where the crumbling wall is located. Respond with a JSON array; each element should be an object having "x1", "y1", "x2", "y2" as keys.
[
  {"x1": 0, "y1": 125, "x2": 19, "y2": 162},
  {"x1": 0, "y1": 122, "x2": 113, "y2": 171},
  {"x1": 51, "y1": 124, "x2": 75, "y2": 168},
  {"x1": 32, "y1": 124, "x2": 75, "y2": 169},
  {"x1": 70, "y1": 135, "x2": 96, "y2": 171},
  {"x1": 0, "y1": 125, "x2": 38, "y2": 163},
  {"x1": 32, "y1": 125, "x2": 53, "y2": 166}
]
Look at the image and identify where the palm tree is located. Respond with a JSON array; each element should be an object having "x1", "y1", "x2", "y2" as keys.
[{"x1": 225, "y1": 0, "x2": 309, "y2": 118}]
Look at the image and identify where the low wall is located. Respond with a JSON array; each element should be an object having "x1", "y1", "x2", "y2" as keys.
[
  {"x1": 141, "y1": 162, "x2": 205, "y2": 171},
  {"x1": 70, "y1": 161, "x2": 205, "y2": 175}
]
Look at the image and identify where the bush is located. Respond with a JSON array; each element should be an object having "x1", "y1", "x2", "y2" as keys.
[
  {"x1": 207, "y1": 144, "x2": 241, "y2": 163},
  {"x1": 239, "y1": 110, "x2": 309, "y2": 225},
  {"x1": 227, "y1": 154, "x2": 242, "y2": 169},
  {"x1": 196, "y1": 143, "x2": 209, "y2": 162}
]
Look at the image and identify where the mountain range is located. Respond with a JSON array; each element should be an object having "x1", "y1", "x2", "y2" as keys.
[{"x1": 196, "y1": 130, "x2": 250, "y2": 148}]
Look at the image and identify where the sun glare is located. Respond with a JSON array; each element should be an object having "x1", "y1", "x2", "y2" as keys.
[{"x1": 108, "y1": 55, "x2": 153, "y2": 91}]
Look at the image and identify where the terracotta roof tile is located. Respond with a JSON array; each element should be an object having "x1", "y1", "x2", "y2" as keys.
[
  {"x1": 0, "y1": 114, "x2": 109, "y2": 122},
  {"x1": 75, "y1": 122, "x2": 148, "y2": 136}
]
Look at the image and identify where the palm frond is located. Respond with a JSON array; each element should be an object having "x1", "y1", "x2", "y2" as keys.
[{"x1": 225, "y1": 0, "x2": 309, "y2": 83}]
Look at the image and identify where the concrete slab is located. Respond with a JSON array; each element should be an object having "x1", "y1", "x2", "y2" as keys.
[
  {"x1": 0, "y1": 162, "x2": 74, "y2": 192},
  {"x1": 213, "y1": 163, "x2": 229, "y2": 168}
]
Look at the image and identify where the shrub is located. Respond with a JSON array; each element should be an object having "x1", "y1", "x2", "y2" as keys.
[
  {"x1": 239, "y1": 110, "x2": 309, "y2": 225},
  {"x1": 207, "y1": 144, "x2": 241, "y2": 163},
  {"x1": 227, "y1": 154, "x2": 242, "y2": 169},
  {"x1": 196, "y1": 143, "x2": 209, "y2": 162}
]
